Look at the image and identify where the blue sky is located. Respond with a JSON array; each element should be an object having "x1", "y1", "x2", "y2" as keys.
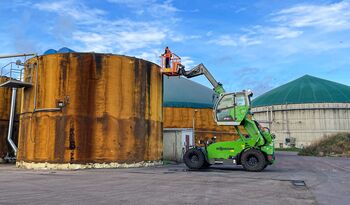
[{"x1": 1, "y1": 0, "x2": 350, "y2": 96}]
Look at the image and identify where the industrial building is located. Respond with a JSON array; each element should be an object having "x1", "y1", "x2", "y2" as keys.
[
  {"x1": 3, "y1": 50, "x2": 349, "y2": 166},
  {"x1": 163, "y1": 77, "x2": 237, "y2": 162},
  {"x1": 252, "y1": 75, "x2": 350, "y2": 148}
]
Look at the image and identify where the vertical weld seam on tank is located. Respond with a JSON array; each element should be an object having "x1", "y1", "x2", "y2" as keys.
[
  {"x1": 146, "y1": 62, "x2": 152, "y2": 160},
  {"x1": 139, "y1": 60, "x2": 147, "y2": 160},
  {"x1": 83, "y1": 53, "x2": 95, "y2": 162},
  {"x1": 133, "y1": 58, "x2": 143, "y2": 161}
]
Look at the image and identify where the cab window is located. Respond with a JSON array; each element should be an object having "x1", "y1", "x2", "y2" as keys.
[
  {"x1": 235, "y1": 94, "x2": 246, "y2": 106},
  {"x1": 217, "y1": 94, "x2": 234, "y2": 110}
]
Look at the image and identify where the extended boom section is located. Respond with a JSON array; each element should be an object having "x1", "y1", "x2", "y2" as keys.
[{"x1": 178, "y1": 63, "x2": 225, "y2": 95}]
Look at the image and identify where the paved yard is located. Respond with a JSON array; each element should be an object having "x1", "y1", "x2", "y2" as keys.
[{"x1": 0, "y1": 152, "x2": 349, "y2": 205}]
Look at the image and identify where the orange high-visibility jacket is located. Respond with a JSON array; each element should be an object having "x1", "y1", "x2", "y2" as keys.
[{"x1": 165, "y1": 48, "x2": 172, "y2": 58}]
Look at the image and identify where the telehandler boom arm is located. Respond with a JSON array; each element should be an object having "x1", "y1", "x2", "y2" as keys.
[{"x1": 177, "y1": 63, "x2": 225, "y2": 95}]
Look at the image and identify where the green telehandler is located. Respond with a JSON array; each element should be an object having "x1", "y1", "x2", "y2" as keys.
[{"x1": 161, "y1": 52, "x2": 275, "y2": 172}]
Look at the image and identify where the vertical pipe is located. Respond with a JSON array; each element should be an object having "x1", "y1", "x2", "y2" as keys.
[
  {"x1": 33, "y1": 59, "x2": 39, "y2": 111},
  {"x1": 270, "y1": 106, "x2": 273, "y2": 127},
  {"x1": 7, "y1": 87, "x2": 18, "y2": 156},
  {"x1": 192, "y1": 109, "x2": 197, "y2": 143}
]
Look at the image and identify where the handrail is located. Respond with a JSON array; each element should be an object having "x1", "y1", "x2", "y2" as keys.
[
  {"x1": 0, "y1": 62, "x2": 13, "y2": 70},
  {"x1": 160, "y1": 52, "x2": 182, "y2": 75},
  {"x1": 0, "y1": 61, "x2": 25, "y2": 81}
]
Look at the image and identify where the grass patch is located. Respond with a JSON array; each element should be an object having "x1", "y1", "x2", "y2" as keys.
[
  {"x1": 275, "y1": 147, "x2": 302, "y2": 152},
  {"x1": 298, "y1": 133, "x2": 350, "y2": 157}
]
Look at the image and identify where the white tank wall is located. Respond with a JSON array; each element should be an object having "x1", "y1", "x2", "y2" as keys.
[{"x1": 252, "y1": 103, "x2": 350, "y2": 148}]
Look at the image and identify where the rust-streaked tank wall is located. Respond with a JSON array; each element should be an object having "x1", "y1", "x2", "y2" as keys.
[
  {"x1": 17, "y1": 53, "x2": 163, "y2": 168},
  {"x1": 0, "y1": 76, "x2": 11, "y2": 160},
  {"x1": 0, "y1": 76, "x2": 20, "y2": 160},
  {"x1": 163, "y1": 107, "x2": 241, "y2": 142}
]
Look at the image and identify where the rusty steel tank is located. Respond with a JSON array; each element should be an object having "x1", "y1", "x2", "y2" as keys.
[
  {"x1": 17, "y1": 53, "x2": 163, "y2": 169},
  {"x1": 0, "y1": 76, "x2": 20, "y2": 162}
]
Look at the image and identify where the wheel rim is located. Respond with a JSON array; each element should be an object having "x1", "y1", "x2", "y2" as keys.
[
  {"x1": 247, "y1": 156, "x2": 258, "y2": 167},
  {"x1": 190, "y1": 154, "x2": 199, "y2": 163}
]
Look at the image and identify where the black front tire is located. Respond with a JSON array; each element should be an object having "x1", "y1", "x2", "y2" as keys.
[
  {"x1": 183, "y1": 149, "x2": 205, "y2": 169},
  {"x1": 241, "y1": 149, "x2": 267, "y2": 172}
]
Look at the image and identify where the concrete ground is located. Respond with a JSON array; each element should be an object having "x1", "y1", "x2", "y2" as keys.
[{"x1": 0, "y1": 152, "x2": 349, "y2": 205}]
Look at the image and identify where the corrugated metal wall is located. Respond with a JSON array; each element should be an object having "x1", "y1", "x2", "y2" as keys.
[
  {"x1": 252, "y1": 103, "x2": 350, "y2": 147},
  {"x1": 17, "y1": 53, "x2": 163, "y2": 164},
  {"x1": 163, "y1": 107, "x2": 240, "y2": 142}
]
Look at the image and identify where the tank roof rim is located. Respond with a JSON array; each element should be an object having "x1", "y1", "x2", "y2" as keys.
[{"x1": 26, "y1": 52, "x2": 160, "y2": 67}]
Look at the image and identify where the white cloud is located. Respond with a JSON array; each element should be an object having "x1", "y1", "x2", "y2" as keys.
[
  {"x1": 31, "y1": 0, "x2": 190, "y2": 56},
  {"x1": 72, "y1": 19, "x2": 167, "y2": 53},
  {"x1": 208, "y1": 1, "x2": 350, "y2": 52},
  {"x1": 272, "y1": 1, "x2": 350, "y2": 31},
  {"x1": 208, "y1": 35, "x2": 237, "y2": 46},
  {"x1": 181, "y1": 56, "x2": 195, "y2": 68},
  {"x1": 107, "y1": 0, "x2": 179, "y2": 17},
  {"x1": 260, "y1": 26, "x2": 303, "y2": 39},
  {"x1": 34, "y1": 0, "x2": 105, "y2": 24},
  {"x1": 206, "y1": 31, "x2": 213, "y2": 37},
  {"x1": 239, "y1": 35, "x2": 261, "y2": 46},
  {"x1": 208, "y1": 34, "x2": 261, "y2": 47},
  {"x1": 270, "y1": 27, "x2": 302, "y2": 39},
  {"x1": 137, "y1": 48, "x2": 163, "y2": 64},
  {"x1": 169, "y1": 34, "x2": 201, "y2": 42}
]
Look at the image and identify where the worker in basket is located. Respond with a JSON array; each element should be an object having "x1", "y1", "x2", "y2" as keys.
[{"x1": 163, "y1": 46, "x2": 172, "y2": 68}]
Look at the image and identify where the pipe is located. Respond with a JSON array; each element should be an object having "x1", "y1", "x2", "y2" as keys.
[
  {"x1": 33, "y1": 59, "x2": 38, "y2": 110},
  {"x1": 17, "y1": 58, "x2": 62, "y2": 115},
  {"x1": 253, "y1": 106, "x2": 350, "y2": 113},
  {"x1": 192, "y1": 109, "x2": 198, "y2": 142},
  {"x1": 7, "y1": 87, "x2": 18, "y2": 156},
  {"x1": 0, "y1": 53, "x2": 36, "y2": 59},
  {"x1": 34, "y1": 108, "x2": 61, "y2": 112}
]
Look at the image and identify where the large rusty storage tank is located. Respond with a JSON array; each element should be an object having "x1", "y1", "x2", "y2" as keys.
[
  {"x1": 0, "y1": 76, "x2": 20, "y2": 162},
  {"x1": 17, "y1": 53, "x2": 163, "y2": 169}
]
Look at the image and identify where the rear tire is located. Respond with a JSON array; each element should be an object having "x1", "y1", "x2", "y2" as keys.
[
  {"x1": 241, "y1": 149, "x2": 267, "y2": 172},
  {"x1": 183, "y1": 149, "x2": 205, "y2": 169}
]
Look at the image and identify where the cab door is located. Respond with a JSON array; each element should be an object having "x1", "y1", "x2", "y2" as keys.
[
  {"x1": 213, "y1": 92, "x2": 250, "y2": 126},
  {"x1": 214, "y1": 93, "x2": 238, "y2": 125},
  {"x1": 233, "y1": 93, "x2": 250, "y2": 124}
]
